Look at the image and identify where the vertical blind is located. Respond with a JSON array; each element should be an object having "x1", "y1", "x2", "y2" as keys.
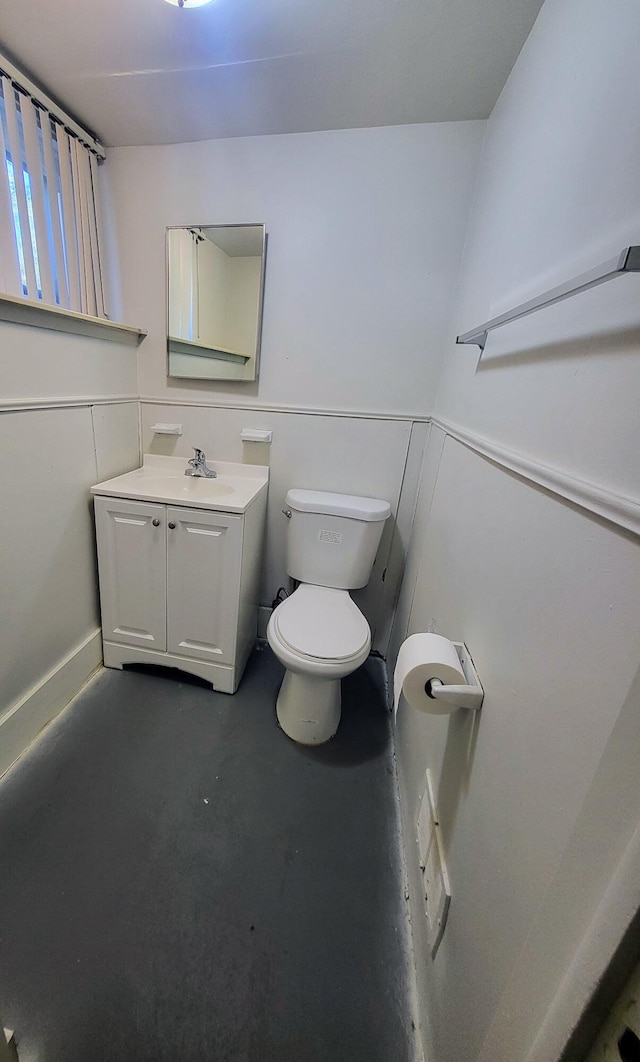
[{"x1": 0, "y1": 73, "x2": 107, "y2": 318}]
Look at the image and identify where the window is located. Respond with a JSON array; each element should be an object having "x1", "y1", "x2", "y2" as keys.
[{"x1": 0, "y1": 73, "x2": 107, "y2": 318}]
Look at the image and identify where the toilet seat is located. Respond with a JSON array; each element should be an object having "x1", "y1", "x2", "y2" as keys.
[{"x1": 271, "y1": 584, "x2": 370, "y2": 663}]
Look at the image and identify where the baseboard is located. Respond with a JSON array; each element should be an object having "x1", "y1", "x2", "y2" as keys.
[
  {"x1": 0, "y1": 629, "x2": 103, "y2": 781},
  {"x1": 102, "y1": 641, "x2": 237, "y2": 693}
]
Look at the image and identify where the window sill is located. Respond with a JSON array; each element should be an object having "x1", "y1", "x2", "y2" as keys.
[{"x1": 0, "y1": 293, "x2": 147, "y2": 346}]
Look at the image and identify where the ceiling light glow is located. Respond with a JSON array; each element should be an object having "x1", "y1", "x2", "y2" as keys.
[{"x1": 164, "y1": 0, "x2": 215, "y2": 7}]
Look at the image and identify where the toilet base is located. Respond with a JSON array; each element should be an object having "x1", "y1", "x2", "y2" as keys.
[{"x1": 276, "y1": 670, "x2": 341, "y2": 745}]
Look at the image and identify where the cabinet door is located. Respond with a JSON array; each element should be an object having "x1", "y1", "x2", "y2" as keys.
[
  {"x1": 94, "y1": 496, "x2": 167, "y2": 650},
  {"x1": 166, "y1": 506, "x2": 243, "y2": 665}
]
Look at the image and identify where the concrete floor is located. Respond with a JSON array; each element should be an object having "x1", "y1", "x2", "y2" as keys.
[{"x1": 0, "y1": 647, "x2": 418, "y2": 1062}]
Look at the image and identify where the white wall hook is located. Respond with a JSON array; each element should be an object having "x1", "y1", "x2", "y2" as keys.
[{"x1": 426, "y1": 642, "x2": 484, "y2": 711}]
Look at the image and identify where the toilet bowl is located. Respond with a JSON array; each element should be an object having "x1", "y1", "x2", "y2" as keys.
[
  {"x1": 266, "y1": 488, "x2": 390, "y2": 746},
  {"x1": 267, "y1": 584, "x2": 371, "y2": 745}
]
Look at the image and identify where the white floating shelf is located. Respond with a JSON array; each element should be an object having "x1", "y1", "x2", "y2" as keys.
[
  {"x1": 150, "y1": 423, "x2": 183, "y2": 436},
  {"x1": 240, "y1": 428, "x2": 273, "y2": 444}
]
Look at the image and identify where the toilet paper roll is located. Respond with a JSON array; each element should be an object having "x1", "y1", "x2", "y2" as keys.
[{"x1": 394, "y1": 633, "x2": 466, "y2": 719}]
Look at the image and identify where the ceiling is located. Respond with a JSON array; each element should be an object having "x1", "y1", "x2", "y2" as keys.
[{"x1": 0, "y1": 0, "x2": 544, "y2": 148}]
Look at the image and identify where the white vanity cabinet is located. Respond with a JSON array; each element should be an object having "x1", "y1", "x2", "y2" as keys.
[{"x1": 92, "y1": 460, "x2": 268, "y2": 693}]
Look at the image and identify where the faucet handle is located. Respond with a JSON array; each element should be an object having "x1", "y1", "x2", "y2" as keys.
[{"x1": 186, "y1": 447, "x2": 217, "y2": 478}]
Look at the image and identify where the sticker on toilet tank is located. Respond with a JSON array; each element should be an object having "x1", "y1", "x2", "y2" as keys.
[{"x1": 319, "y1": 529, "x2": 342, "y2": 544}]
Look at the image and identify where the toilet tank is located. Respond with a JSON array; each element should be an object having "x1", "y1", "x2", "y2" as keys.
[{"x1": 285, "y1": 489, "x2": 391, "y2": 589}]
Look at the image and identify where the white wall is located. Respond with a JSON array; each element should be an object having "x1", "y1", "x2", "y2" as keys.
[
  {"x1": 104, "y1": 123, "x2": 484, "y2": 645},
  {"x1": 227, "y1": 256, "x2": 262, "y2": 358},
  {"x1": 196, "y1": 236, "x2": 231, "y2": 350},
  {"x1": 391, "y1": 1, "x2": 640, "y2": 1059},
  {"x1": 0, "y1": 320, "x2": 140, "y2": 777},
  {"x1": 106, "y1": 122, "x2": 483, "y2": 414}
]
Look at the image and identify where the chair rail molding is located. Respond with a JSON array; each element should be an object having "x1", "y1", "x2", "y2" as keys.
[{"x1": 431, "y1": 416, "x2": 640, "y2": 538}]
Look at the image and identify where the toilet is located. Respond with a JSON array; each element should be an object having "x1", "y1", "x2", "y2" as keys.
[{"x1": 267, "y1": 488, "x2": 390, "y2": 745}]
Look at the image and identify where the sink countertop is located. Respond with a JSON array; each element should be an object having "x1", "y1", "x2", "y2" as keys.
[{"x1": 90, "y1": 455, "x2": 269, "y2": 513}]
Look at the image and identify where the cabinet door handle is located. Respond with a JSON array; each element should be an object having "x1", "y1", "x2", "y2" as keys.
[
  {"x1": 152, "y1": 518, "x2": 160, "y2": 527},
  {"x1": 168, "y1": 522, "x2": 176, "y2": 529}
]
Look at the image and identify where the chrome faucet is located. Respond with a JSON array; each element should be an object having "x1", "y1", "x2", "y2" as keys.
[{"x1": 185, "y1": 447, "x2": 217, "y2": 478}]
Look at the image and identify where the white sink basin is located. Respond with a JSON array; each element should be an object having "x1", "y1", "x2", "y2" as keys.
[
  {"x1": 91, "y1": 456, "x2": 268, "y2": 513},
  {"x1": 128, "y1": 474, "x2": 235, "y2": 501}
]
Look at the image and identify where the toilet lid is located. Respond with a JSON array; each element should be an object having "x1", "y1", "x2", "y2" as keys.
[{"x1": 273, "y1": 585, "x2": 370, "y2": 661}]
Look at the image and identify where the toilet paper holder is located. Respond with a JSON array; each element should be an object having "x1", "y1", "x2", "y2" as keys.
[{"x1": 425, "y1": 642, "x2": 484, "y2": 711}]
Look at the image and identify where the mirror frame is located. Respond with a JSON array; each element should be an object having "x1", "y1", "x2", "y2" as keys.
[{"x1": 165, "y1": 223, "x2": 267, "y2": 383}]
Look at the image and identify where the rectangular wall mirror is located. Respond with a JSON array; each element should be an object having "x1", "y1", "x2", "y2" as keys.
[{"x1": 167, "y1": 224, "x2": 267, "y2": 382}]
